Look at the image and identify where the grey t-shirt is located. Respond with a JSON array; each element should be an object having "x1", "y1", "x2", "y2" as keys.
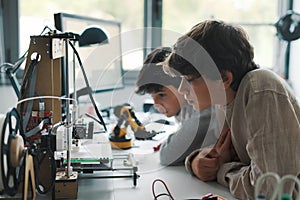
[{"x1": 159, "y1": 104, "x2": 218, "y2": 166}]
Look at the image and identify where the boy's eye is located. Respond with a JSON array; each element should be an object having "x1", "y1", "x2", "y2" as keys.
[{"x1": 158, "y1": 93, "x2": 167, "y2": 97}]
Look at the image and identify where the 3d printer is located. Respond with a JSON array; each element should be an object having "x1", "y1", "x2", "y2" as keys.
[{"x1": 0, "y1": 15, "x2": 139, "y2": 199}]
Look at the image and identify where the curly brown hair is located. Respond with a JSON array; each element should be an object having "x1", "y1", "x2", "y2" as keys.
[{"x1": 166, "y1": 20, "x2": 258, "y2": 91}]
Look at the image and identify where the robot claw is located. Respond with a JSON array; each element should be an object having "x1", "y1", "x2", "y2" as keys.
[{"x1": 109, "y1": 104, "x2": 157, "y2": 149}]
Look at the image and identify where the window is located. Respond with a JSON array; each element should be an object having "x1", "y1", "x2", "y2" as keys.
[
  {"x1": 162, "y1": 0, "x2": 280, "y2": 71},
  {"x1": 19, "y1": 0, "x2": 144, "y2": 71}
]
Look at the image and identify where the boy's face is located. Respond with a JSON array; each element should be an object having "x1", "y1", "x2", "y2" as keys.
[
  {"x1": 151, "y1": 86, "x2": 184, "y2": 117},
  {"x1": 178, "y1": 70, "x2": 234, "y2": 111},
  {"x1": 178, "y1": 76, "x2": 212, "y2": 111}
]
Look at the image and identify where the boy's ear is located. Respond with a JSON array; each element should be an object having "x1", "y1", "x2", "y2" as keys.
[{"x1": 222, "y1": 71, "x2": 233, "y2": 89}]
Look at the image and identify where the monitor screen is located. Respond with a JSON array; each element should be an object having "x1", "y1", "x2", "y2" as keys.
[{"x1": 54, "y1": 13, "x2": 124, "y2": 96}]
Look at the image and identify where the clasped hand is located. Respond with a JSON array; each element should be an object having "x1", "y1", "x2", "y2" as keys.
[{"x1": 191, "y1": 128, "x2": 237, "y2": 182}]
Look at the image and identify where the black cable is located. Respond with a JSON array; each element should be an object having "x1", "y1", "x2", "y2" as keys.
[
  {"x1": 33, "y1": 111, "x2": 60, "y2": 195},
  {"x1": 68, "y1": 41, "x2": 107, "y2": 131},
  {"x1": 39, "y1": 25, "x2": 52, "y2": 36},
  {"x1": 154, "y1": 193, "x2": 173, "y2": 199},
  {"x1": 19, "y1": 57, "x2": 39, "y2": 137},
  {"x1": 85, "y1": 112, "x2": 103, "y2": 127},
  {"x1": 34, "y1": 142, "x2": 56, "y2": 195}
]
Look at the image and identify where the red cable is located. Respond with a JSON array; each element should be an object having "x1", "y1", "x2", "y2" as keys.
[{"x1": 152, "y1": 178, "x2": 175, "y2": 200}]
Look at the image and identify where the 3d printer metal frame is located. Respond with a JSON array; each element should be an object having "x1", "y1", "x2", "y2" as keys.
[{"x1": 59, "y1": 153, "x2": 139, "y2": 186}]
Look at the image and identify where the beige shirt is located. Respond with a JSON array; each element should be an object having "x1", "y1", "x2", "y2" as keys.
[{"x1": 186, "y1": 69, "x2": 300, "y2": 199}]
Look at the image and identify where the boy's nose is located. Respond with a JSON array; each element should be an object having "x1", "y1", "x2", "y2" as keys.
[{"x1": 178, "y1": 77, "x2": 189, "y2": 95}]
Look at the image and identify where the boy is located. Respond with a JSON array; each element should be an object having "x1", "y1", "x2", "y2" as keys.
[
  {"x1": 136, "y1": 47, "x2": 217, "y2": 166},
  {"x1": 164, "y1": 20, "x2": 300, "y2": 199}
]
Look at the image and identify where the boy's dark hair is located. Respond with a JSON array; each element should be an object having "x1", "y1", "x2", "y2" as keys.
[
  {"x1": 166, "y1": 20, "x2": 259, "y2": 91},
  {"x1": 135, "y1": 47, "x2": 181, "y2": 95}
]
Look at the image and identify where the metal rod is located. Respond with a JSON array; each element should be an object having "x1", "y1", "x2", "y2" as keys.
[
  {"x1": 65, "y1": 38, "x2": 72, "y2": 178},
  {"x1": 78, "y1": 175, "x2": 136, "y2": 179},
  {"x1": 72, "y1": 40, "x2": 77, "y2": 123}
]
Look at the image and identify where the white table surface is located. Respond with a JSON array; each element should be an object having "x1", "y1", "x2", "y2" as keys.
[{"x1": 72, "y1": 122, "x2": 236, "y2": 200}]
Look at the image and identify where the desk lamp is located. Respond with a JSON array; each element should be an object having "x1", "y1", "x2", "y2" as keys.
[{"x1": 78, "y1": 27, "x2": 109, "y2": 47}]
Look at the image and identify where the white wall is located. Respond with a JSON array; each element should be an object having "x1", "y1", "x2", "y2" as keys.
[
  {"x1": 289, "y1": 40, "x2": 300, "y2": 97},
  {"x1": 0, "y1": 85, "x2": 18, "y2": 113},
  {"x1": 289, "y1": 2, "x2": 300, "y2": 98}
]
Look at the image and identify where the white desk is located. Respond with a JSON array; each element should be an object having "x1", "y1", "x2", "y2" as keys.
[
  {"x1": 33, "y1": 122, "x2": 236, "y2": 200},
  {"x1": 73, "y1": 123, "x2": 236, "y2": 200},
  {"x1": 76, "y1": 169, "x2": 235, "y2": 200},
  {"x1": 72, "y1": 150, "x2": 235, "y2": 200}
]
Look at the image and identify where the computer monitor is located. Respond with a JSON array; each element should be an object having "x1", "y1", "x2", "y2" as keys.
[{"x1": 54, "y1": 13, "x2": 124, "y2": 97}]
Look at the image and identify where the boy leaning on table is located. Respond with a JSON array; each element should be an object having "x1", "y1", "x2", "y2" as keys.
[
  {"x1": 135, "y1": 46, "x2": 218, "y2": 166},
  {"x1": 163, "y1": 19, "x2": 300, "y2": 200}
]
